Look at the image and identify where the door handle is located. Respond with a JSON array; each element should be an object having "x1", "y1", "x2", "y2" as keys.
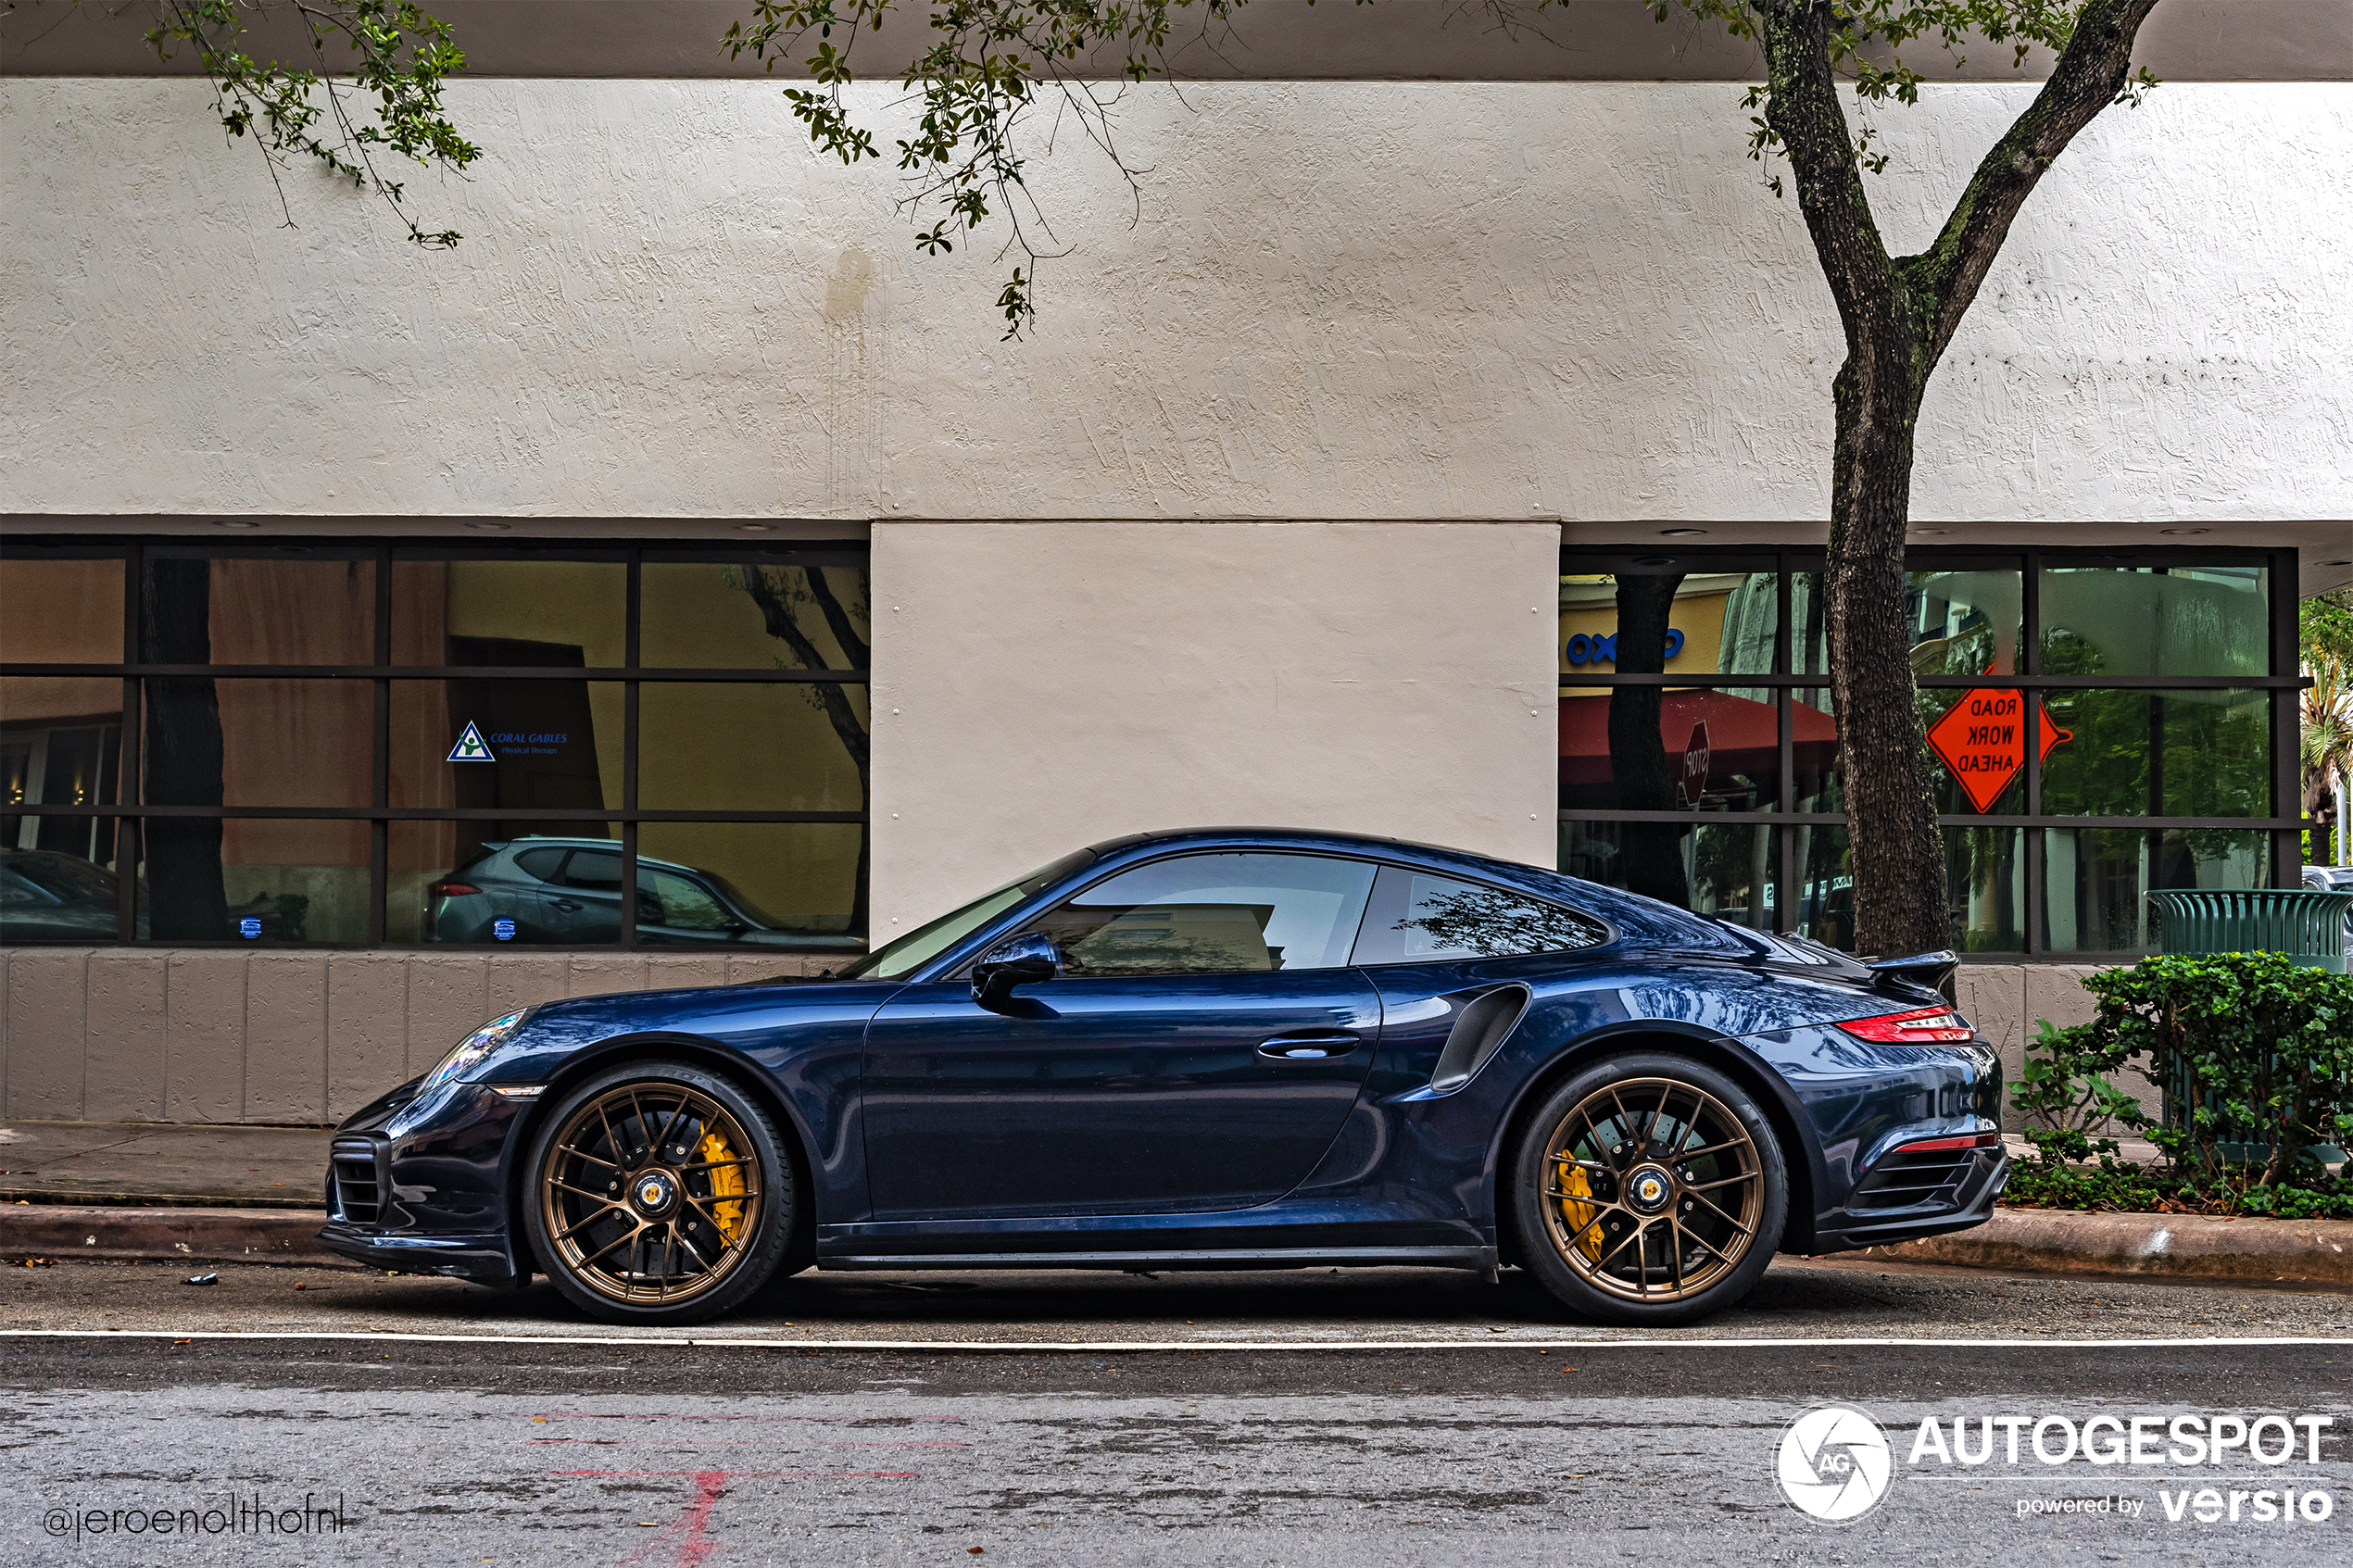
[
  {"x1": 1256, "y1": 1031, "x2": 1364, "y2": 1061},
  {"x1": 551, "y1": 899, "x2": 582, "y2": 911}
]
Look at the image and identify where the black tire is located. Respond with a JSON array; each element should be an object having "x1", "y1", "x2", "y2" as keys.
[
  {"x1": 1509, "y1": 1051, "x2": 1787, "y2": 1326},
  {"x1": 522, "y1": 1060, "x2": 798, "y2": 1326}
]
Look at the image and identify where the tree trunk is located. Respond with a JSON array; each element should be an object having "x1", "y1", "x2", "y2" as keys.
[
  {"x1": 141, "y1": 558, "x2": 230, "y2": 940},
  {"x1": 1826, "y1": 363, "x2": 1949, "y2": 957},
  {"x1": 1607, "y1": 573, "x2": 1691, "y2": 908}
]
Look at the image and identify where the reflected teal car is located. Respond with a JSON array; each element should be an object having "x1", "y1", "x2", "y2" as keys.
[{"x1": 424, "y1": 837, "x2": 861, "y2": 948}]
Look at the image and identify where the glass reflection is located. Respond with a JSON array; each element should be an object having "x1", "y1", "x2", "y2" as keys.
[
  {"x1": 2040, "y1": 566, "x2": 2269, "y2": 678},
  {"x1": 2040, "y1": 688, "x2": 2270, "y2": 818},
  {"x1": 141, "y1": 553, "x2": 374, "y2": 664},
  {"x1": 390, "y1": 682, "x2": 623, "y2": 814},
  {"x1": 140, "y1": 679, "x2": 371, "y2": 809},
  {"x1": 390, "y1": 558, "x2": 625, "y2": 666},
  {"x1": 0, "y1": 832, "x2": 128, "y2": 941},
  {"x1": 142, "y1": 817, "x2": 367, "y2": 943},
  {"x1": 640, "y1": 561, "x2": 870, "y2": 670},
  {"x1": 636, "y1": 823, "x2": 865, "y2": 947},
  {"x1": 2044, "y1": 826, "x2": 2266, "y2": 952},
  {"x1": 638, "y1": 684, "x2": 866, "y2": 812},
  {"x1": 0, "y1": 556, "x2": 123, "y2": 663}
]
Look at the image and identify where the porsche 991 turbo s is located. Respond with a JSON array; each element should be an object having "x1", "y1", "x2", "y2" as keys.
[{"x1": 321, "y1": 828, "x2": 2005, "y2": 1325}]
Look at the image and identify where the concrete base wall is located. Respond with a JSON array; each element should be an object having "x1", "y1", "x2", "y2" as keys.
[
  {"x1": 1955, "y1": 961, "x2": 2162, "y2": 1130},
  {"x1": 0, "y1": 948, "x2": 831, "y2": 1125},
  {"x1": 6, "y1": 947, "x2": 2116, "y2": 1127}
]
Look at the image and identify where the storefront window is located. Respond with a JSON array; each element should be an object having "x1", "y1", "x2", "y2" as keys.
[
  {"x1": 1, "y1": 541, "x2": 869, "y2": 947},
  {"x1": 1562, "y1": 547, "x2": 2297, "y2": 959}
]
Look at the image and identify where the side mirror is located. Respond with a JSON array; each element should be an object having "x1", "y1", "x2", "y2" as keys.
[{"x1": 973, "y1": 933, "x2": 1063, "y2": 1008}]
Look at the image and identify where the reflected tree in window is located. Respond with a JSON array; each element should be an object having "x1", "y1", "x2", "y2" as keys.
[
  {"x1": 731, "y1": 564, "x2": 872, "y2": 934},
  {"x1": 1606, "y1": 572, "x2": 1689, "y2": 908},
  {"x1": 142, "y1": 558, "x2": 229, "y2": 939},
  {"x1": 1396, "y1": 885, "x2": 1606, "y2": 958}
]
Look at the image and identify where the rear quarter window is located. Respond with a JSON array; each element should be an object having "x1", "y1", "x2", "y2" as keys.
[{"x1": 1350, "y1": 865, "x2": 1610, "y2": 965}]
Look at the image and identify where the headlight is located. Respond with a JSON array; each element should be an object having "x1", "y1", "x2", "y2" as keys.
[{"x1": 419, "y1": 1010, "x2": 531, "y2": 1095}]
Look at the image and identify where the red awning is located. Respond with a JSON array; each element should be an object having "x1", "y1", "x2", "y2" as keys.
[{"x1": 1558, "y1": 689, "x2": 1836, "y2": 788}]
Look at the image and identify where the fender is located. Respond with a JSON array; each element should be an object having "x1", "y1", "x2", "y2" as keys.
[
  {"x1": 500, "y1": 1030, "x2": 833, "y2": 1269},
  {"x1": 1482, "y1": 1020, "x2": 1829, "y2": 1256}
]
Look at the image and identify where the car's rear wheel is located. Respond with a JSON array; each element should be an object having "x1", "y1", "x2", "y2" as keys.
[
  {"x1": 523, "y1": 1060, "x2": 795, "y2": 1325},
  {"x1": 1510, "y1": 1052, "x2": 1786, "y2": 1325}
]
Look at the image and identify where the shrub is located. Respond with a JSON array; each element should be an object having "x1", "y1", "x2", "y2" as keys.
[
  {"x1": 2084, "y1": 953, "x2": 2353, "y2": 1185},
  {"x1": 2013, "y1": 953, "x2": 2353, "y2": 1186}
]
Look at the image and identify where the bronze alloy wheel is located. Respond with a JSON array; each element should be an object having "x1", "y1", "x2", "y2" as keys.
[
  {"x1": 536, "y1": 1080, "x2": 767, "y2": 1308},
  {"x1": 1537, "y1": 1074, "x2": 1767, "y2": 1304}
]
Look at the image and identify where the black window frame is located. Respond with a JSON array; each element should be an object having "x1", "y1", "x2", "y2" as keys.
[
  {"x1": 1556, "y1": 543, "x2": 2307, "y2": 960},
  {"x1": 0, "y1": 535, "x2": 871, "y2": 949}
]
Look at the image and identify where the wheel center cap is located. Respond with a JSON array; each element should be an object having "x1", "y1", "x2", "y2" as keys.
[
  {"x1": 1626, "y1": 1165, "x2": 1674, "y2": 1213},
  {"x1": 631, "y1": 1172, "x2": 678, "y2": 1217}
]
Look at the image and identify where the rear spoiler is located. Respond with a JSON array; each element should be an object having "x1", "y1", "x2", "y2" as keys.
[{"x1": 1865, "y1": 949, "x2": 1958, "y2": 994}]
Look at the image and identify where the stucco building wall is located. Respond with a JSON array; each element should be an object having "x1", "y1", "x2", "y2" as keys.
[{"x1": 5, "y1": 79, "x2": 2352, "y2": 534}]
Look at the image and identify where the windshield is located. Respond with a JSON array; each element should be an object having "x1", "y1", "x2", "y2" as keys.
[{"x1": 838, "y1": 847, "x2": 1098, "y2": 982}]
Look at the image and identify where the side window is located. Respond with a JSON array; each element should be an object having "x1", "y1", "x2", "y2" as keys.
[
  {"x1": 1351, "y1": 866, "x2": 1609, "y2": 965},
  {"x1": 1026, "y1": 853, "x2": 1377, "y2": 978},
  {"x1": 645, "y1": 868, "x2": 731, "y2": 931},
  {"x1": 560, "y1": 848, "x2": 623, "y2": 892},
  {"x1": 513, "y1": 847, "x2": 569, "y2": 882}
]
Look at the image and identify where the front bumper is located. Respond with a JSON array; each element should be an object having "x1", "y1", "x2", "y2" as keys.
[{"x1": 316, "y1": 1078, "x2": 535, "y2": 1286}]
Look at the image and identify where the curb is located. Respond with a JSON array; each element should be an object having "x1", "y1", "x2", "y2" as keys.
[
  {"x1": 1879, "y1": 1206, "x2": 2353, "y2": 1287},
  {"x1": 0, "y1": 1204, "x2": 345, "y2": 1268}
]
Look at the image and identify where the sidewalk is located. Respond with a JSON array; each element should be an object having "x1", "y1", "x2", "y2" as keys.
[{"x1": 0, "y1": 1119, "x2": 329, "y2": 1210}]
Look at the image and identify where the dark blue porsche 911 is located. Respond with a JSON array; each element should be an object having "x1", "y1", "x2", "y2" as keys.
[{"x1": 320, "y1": 828, "x2": 2007, "y2": 1326}]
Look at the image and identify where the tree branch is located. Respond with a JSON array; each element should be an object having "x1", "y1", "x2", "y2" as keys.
[
  {"x1": 1754, "y1": 2, "x2": 1904, "y2": 354},
  {"x1": 1900, "y1": 0, "x2": 2159, "y2": 370}
]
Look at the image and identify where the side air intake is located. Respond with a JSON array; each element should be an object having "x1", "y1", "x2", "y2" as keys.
[{"x1": 1429, "y1": 984, "x2": 1532, "y2": 1094}]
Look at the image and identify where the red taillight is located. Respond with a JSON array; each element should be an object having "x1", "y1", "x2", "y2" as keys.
[
  {"x1": 430, "y1": 882, "x2": 480, "y2": 898},
  {"x1": 1893, "y1": 1132, "x2": 2000, "y2": 1153},
  {"x1": 1833, "y1": 1006, "x2": 1975, "y2": 1044}
]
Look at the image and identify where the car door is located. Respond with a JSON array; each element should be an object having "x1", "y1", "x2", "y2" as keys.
[
  {"x1": 536, "y1": 845, "x2": 624, "y2": 942},
  {"x1": 860, "y1": 850, "x2": 1385, "y2": 1221}
]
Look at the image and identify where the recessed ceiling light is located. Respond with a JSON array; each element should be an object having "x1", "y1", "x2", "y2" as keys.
[
  {"x1": 2158, "y1": 527, "x2": 2208, "y2": 535},
  {"x1": 736, "y1": 523, "x2": 774, "y2": 533},
  {"x1": 1658, "y1": 528, "x2": 1708, "y2": 538},
  {"x1": 466, "y1": 521, "x2": 511, "y2": 532},
  {"x1": 212, "y1": 519, "x2": 259, "y2": 529},
  {"x1": 1909, "y1": 528, "x2": 1948, "y2": 536},
  {"x1": 1634, "y1": 556, "x2": 1678, "y2": 567}
]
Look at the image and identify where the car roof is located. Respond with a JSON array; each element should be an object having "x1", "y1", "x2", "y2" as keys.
[
  {"x1": 1058, "y1": 826, "x2": 1735, "y2": 953},
  {"x1": 489, "y1": 837, "x2": 709, "y2": 880}
]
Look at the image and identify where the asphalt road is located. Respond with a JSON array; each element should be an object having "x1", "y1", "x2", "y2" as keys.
[{"x1": 8, "y1": 1259, "x2": 2353, "y2": 1565}]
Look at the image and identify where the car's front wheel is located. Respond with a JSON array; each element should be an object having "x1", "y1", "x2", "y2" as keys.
[
  {"x1": 1510, "y1": 1052, "x2": 1787, "y2": 1325},
  {"x1": 523, "y1": 1060, "x2": 797, "y2": 1325}
]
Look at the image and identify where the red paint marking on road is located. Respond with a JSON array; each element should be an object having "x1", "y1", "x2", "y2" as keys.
[
  {"x1": 535, "y1": 1412, "x2": 963, "y2": 1423},
  {"x1": 534, "y1": 1438, "x2": 966, "y2": 1448},
  {"x1": 555, "y1": 1469, "x2": 921, "y2": 1479},
  {"x1": 605, "y1": 1469, "x2": 725, "y2": 1568}
]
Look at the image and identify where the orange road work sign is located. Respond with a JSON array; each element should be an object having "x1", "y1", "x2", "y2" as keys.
[{"x1": 1926, "y1": 683, "x2": 2072, "y2": 813}]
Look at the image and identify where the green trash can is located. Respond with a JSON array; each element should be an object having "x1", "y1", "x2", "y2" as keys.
[
  {"x1": 2146, "y1": 888, "x2": 2353, "y2": 1166},
  {"x1": 2147, "y1": 888, "x2": 2353, "y2": 974}
]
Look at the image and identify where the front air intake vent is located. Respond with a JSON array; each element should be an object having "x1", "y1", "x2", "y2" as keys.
[
  {"x1": 331, "y1": 1136, "x2": 385, "y2": 1225},
  {"x1": 1429, "y1": 984, "x2": 1532, "y2": 1093}
]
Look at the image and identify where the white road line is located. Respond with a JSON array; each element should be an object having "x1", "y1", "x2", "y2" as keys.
[{"x1": 2, "y1": 1329, "x2": 2349, "y2": 1351}]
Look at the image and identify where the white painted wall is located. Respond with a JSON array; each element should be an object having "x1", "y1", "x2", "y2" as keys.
[
  {"x1": 867, "y1": 521, "x2": 1560, "y2": 929},
  {"x1": 6, "y1": 80, "x2": 2351, "y2": 526}
]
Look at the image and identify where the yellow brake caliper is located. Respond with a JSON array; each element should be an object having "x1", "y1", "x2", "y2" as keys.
[
  {"x1": 698, "y1": 1130, "x2": 747, "y2": 1244},
  {"x1": 1554, "y1": 1153, "x2": 1605, "y2": 1261}
]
